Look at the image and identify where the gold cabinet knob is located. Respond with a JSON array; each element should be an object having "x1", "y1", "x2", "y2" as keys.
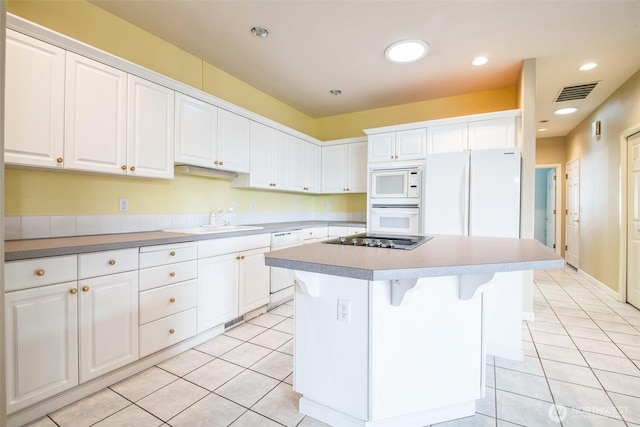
[
  {"x1": 346, "y1": 188, "x2": 350, "y2": 192},
  {"x1": 70, "y1": 288, "x2": 78, "y2": 295},
  {"x1": 108, "y1": 259, "x2": 116, "y2": 266},
  {"x1": 236, "y1": 256, "x2": 241, "y2": 260},
  {"x1": 241, "y1": 255, "x2": 245, "y2": 260},
  {"x1": 169, "y1": 328, "x2": 175, "y2": 334},
  {"x1": 169, "y1": 251, "x2": 176, "y2": 256},
  {"x1": 390, "y1": 155, "x2": 394, "y2": 159},
  {"x1": 219, "y1": 161, "x2": 223, "y2": 165},
  {"x1": 129, "y1": 166, "x2": 136, "y2": 171},
  {"x1": 169, "y1": 297, "x2": 176, "y2": 303},
  {"x1": 82, "y1": 286, "x2": 90, "y2": 292},
  {"x1": 35, "y1": 269, "x2": 45, "y2": 277},
  {"x1": 56, "y1": 157, "x2": 63, "y2": 164},
  {"x1": 214, "y1": 160, "x2": 219, "y2": 165},
  {"x1": 121, "y1": 165, "x2": 127, "y2": 171},
  {"x1": 395, "y1": 155, "x2": 399, "y2": 159},
  {"x1": 169, "y1": 272, "x2": 176, "y2": 277}
]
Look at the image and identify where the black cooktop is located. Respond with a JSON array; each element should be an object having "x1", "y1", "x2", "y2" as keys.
[{"x1": 323, "y1": 233, "x2": 432, "y2": 250}]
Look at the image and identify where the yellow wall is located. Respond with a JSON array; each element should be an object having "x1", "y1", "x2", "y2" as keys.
[
  {"x1": 565, "y1": 69, "x2": 640, "y2": 291},
  {"x1": 5, "y1": 0, "x2": 516, "y2": 218}
]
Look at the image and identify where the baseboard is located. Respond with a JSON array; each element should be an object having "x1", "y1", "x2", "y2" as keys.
[
  {"x1": 578, "y1": 269, "x2": 619, "y2": 300},
  {"x1": 522, "y1": 311, "x2": 535, "y2": 321}
]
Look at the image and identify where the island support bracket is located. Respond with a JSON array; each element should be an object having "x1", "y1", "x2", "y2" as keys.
[{"x1": 458, "y1": 273, "x2": 496, "y2": 300}]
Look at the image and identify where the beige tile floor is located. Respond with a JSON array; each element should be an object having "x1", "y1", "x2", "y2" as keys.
[{"x1": 26, "y1": 267, "x2": 640, "y2": 426}]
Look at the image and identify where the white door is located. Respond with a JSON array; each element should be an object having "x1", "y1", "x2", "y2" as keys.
[
  {"x1": 174, "y1": 92, "x2": 218, "y2": 168},
  {"x1": 368, "y1": 132, "x2": 396, "y2": 163},
  {"x1": 546, "y1": 169, "x2": 556, "y2": 248},
  {"x1": 322, "y1": 145, "x2": 348, "y2": 193},
  {"x1": 197, "y1": 254, "x2": 239, "y2": 333},
  {"x1": 347, "y1": 142, "x2": 368, "y2": 192},
  {"x1": 271, "y1": 130, "x2": 291, "y2": 189},
  {"x1": 217, "y1": 109, "x2": 250, "y2": 173},
  {"x1": 395, "y1": 128, "x2": 426, "y2": 161},
  {"x1": 566, "y1": 158, "x2": 580, "y2": 268},
  {"x1": 628, "y1": 132, "x2": 640, "y2": 308},
  {"x1": 239, "y1": 247, "x2": 271, "y2": 315}
]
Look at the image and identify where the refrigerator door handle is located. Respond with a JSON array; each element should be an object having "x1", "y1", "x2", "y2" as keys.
[{"x1": 464, "y1": 162, "x2": 470, "y2": 236}]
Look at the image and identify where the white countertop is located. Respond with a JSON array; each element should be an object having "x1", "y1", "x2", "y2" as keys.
[{"x1": 265, "y1": 234, "x2": 564, "y2": 280}]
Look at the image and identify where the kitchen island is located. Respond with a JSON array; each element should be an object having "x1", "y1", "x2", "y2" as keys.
[{"x1": 265, "y1": 234, "x2": 563, "y2": 427}]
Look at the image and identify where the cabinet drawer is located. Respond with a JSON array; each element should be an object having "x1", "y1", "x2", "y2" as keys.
[
  {"x1": 78, "y1": 248, "x2": 139, "y2": 279},
  {"x1": 139, "y1": 308, "x2": 197, "y2": 357},
  {"x1": 140, "y1": 279, "x2": 197, "y2": 324},
  {"x1": 139, "y1": 243, "x2": 197, "y2": 268},
  {"x1": 139, "y1": 260, "x2": 197, "y2": 291},
  {"x1": 198, "y1": 234, "x2": 271, "y2": 258},
  {"x1": 5, "y1": 255, "x2": 77, "y2": 292},
  {"x1": 303, "y1": 227, "x2": 328, "y2": 240}
]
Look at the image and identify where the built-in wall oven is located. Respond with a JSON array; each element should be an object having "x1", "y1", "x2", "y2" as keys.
[{"x1": 369, "y1": 166, "x2": 423, "y2": 234}]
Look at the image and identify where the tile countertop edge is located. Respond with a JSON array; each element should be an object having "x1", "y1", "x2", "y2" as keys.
[{"x1": 4, "y1": 221, "x2": 365, "y2": 261}]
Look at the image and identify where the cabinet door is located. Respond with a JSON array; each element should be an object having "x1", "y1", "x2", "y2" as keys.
[
  {"x1": 347, "y1": 142, "x2": 368, "y2": 193},
  {"x1": 4, "y1": 30, "x2": 65, "y2": 169},
  {"x1": 239, "y1": 247, "x2": 271, "y2": 315},
  {"x1": 127, "y1": 76, "x2": 174, "y2": 179},
  {"x1": 271, "y1": 130, "x2": 290, "y2": 189},
  {"x1": 322, "y1": 145, "x2": 348, "y2": 193},
  {"x1": 368, "y1": 133, "x2": 395, "y2": 163},
  {"x1": 468, "y1": 117, "x2": 515, "y2": 150},
  {"x1": 289, "y1": 136, "x2": 306, "y2": 192},
  {"x1": 5, "y1": 282, "x2": 78, "y2": 413},
  {"x1": 78, "y1": 271, "x2": 138, "y2": 382},
  {"x1": 197, "y1": 254, "x2": 239, "y2": 333},
  {"x1": 396, "y1": 128, "x2": 426, "y2": 160},
  {"x1": 427, "y1": 123, "x2": 468, "y2": 153},
  {"x1": 305, "y1": 142, "x2": 321, "y2": 193},
  {"x1": 249, "y1": 121, "x2": 273, "y2": 189},
  {"x1": 64, "y1": 52, "x2": 128, "y2": 174},
  {"x1": 174, "y1": 92, "x2": 218, "y2": 168},
  {"x1": 217, "y1": 109, "x2": 250, "y2": 173}
]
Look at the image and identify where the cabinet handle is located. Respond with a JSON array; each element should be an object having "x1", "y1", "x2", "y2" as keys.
[
  {"x1": 170, "y1": 297, "x2": 176, "y2": 303},
  {"x1": 346, "y1": 188, "x2": 350, "y2": 192},
  {"x1": 169, "y1": 251, "x2": 176, "y2": 256},
  {"x1": 56, "y1": 157, "x2": 63, "y2": 164},
  {"x1": 395, "y1": 155, "x2": 399, "y2": 159},
  {"x1": 241, "y1": 255, "x2": 245, "y2": 260},
  {"x1": 129, "y1": 166, "x2": 136, "y2": 172},
  {"x1": 34, "y1": 269, "x2": 45, "y2": 277},
  {"x1": 169, "y1": 272, "x2": 176, "y2": 277},
  {"x1": 82, "y1": 286, "x2": 90, "y2": 292},
  {"x1": 109, "y1": 259, "x2": 116, "y2": 266},
  {"x1": 390, "y1": 155, "x2": 394, "y2": 159},
  {"x1": 219, "y1": 161, "x2": 223, "y2": 165},
  {"x1": 70, "y1": 288, "x2": 78, "y2": 295},
  {"x1": 236, "y1": 256, "x2": 242, "y2": 260},
  {"x1": 169, "y1": 328, "x2": 175, "y2": 334},
  {"x1": 121, "y1": 165, "x2": 127, "y2": 171},
  {"x1": 214, "y1": 160, "x2": 219, "y2": 165}
]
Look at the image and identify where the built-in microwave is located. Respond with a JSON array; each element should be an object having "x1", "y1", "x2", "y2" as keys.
[{"x1": 370, "y1": 167, "x2": 421, "y2": 200}]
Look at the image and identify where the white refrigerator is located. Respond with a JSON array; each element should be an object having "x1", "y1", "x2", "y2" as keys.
[{"x1": 424, "y1": 148, "x2": 524, "y2": 360}]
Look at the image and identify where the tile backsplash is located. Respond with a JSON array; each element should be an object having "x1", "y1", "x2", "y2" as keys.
[{"x1": 4, "y1": 211, "x2": 366, "y2": 240}]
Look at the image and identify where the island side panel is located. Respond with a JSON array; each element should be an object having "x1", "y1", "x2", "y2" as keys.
[
  {"x1": 484, "y1": 271, "x2": 524, "y2": 360},
  {"x1": 294, "y1": 273, "x2": 370, "y2": 420},
  {"x1": 369, "y1": 276, "x2": 483, "y2": 422}
]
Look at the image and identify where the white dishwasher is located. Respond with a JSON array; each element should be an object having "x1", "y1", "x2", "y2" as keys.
[{"x1": 270, "y1": 229, "x2": 303, "y2": 307}]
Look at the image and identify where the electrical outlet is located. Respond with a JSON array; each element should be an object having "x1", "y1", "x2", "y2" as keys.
[
  {"x1": 250, "y1": 201, "x2": 255, "y2": 211},
  {"x1": 325, "y1": 202, "x2": 330, "y2": 211},
  {"x1": 119, "y1": 198, "x2": 128, "y2": 212},
  {"x1": 337, "y1": 298, "x2": 351, "y2": 323}
]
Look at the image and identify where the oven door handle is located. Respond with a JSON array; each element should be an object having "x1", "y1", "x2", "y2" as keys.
[{"x1": 371, "y1": 207, "x2": 419, "y2": 215}]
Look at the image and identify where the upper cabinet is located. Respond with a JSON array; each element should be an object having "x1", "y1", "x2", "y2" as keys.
[
  {"x1": 322, "y1": 142, "x2": 367, "y2": 193},
  {"x1": 427, "y1": 117, "x2": 516, "y2": 154},
  {"x1": 4, "y1": 29, "x2": 65, "y2": 168},
  {"x1": 290, "y1": 137, "x2": 320, "y2": 193},
  {"x1": 248, "y1": 122, "x2": 290, "y2": 190},
  {"x1": 174, "y1": 93, "x2": 250, "y2": 174},
  {"x1": 64, "y1": 52, "x2": 128, "y2": 175},
  {"x1": 368, "y1": 128, "x2": 426, "y2": 163}
]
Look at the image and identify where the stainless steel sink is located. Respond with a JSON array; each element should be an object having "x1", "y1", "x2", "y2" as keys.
[{"x1": 163, "y1": 225, "x2": 264, "y2": 234}]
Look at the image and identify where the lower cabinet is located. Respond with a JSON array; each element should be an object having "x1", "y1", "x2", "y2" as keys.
[
  {"x1": 197, "y1": 253, "x2": 239, "y2": 333},
  {"x1": 238, "y1": 247, "x2": 271, "y2": 315}
]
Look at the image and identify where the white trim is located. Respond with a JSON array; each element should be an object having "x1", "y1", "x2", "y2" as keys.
[
  {"x1": 578, "y1": 268, "x2": 619, "y2": 300},
  {"x1": 619, "y1": 122, "x2": 640, "y2": 303},
  {"x1": 535, "y1": 164, "x2": 563, "y2": 255},
  {"x1": 523, "y1": 311, "x2": 535, "y2": 321},
  {"x1": 364, "y1": 109, "x2": 521, "y2": 135}
]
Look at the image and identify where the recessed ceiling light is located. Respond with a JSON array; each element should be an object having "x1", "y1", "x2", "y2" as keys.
[
  {"x1": 538, "y1": 128, "x2": 548, "y2": 132},
  {"x1": 250, "y1": 26, "x2": 269, "y2": 38},
  {"x1": 472, "y1": 57, "x2": 488, "y2": 66},
  {"x1": 385, "y1": 39, "x2": 429, "y2": 63},
  {"x1": 554, "y1": 107, "x2": 579, "y2": 115},
  {"x1": 579, "y1": 62, "x2": 597, "y2": 71},
  {"x1": 329, "y1": 89, "x2": 342, "y2": 96}
]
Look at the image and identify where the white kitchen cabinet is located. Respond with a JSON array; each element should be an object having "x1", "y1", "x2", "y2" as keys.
[
  {"x1": 290, "y1": 137, "x2": 320, "y2": 193},
  {"x1": 426, "y1": 117, "x2": 515, "y2": 153},
  {"x1": 4, "y1": 30, "x2": 65, "y2": 169},
  {"x1": 238, "y1": 247, "x2": 271, "y2": 315},
  {"x1": 328, "y1": 225, "x2": 366, "y2": 238},
  {"x1": 427, "y1": 123, "x2": 468, "y2": 153},
  {"x1": 197, "y1": 253, "x2": 239, "y2": 333},
  {"x1": 127, "y1": 75, "x2": 175, "y2": 179},
  {"x1": 238, "y1": 121, "x2": 290, "y2": 190},
  {"x1": 64, "y1": 52, "x2": 128, "y2": 175},
  {"x1": 4, "y1": 282, "x2": 79, "y2": 413},
  {"x1": 174, "y1": 92, "x2": 218, "y2": 168},
  {"x1": 322, "y1": 142, "x2": 367, "y2": 193},
  {"x1": 368, "y1": 129, "x2": 426, "y2": 163},
  {"x1": 77, "y1": 248, "x2": 139, "y2": 382},
  {"x1": 217, "y1": 109, "x2": 251, "y2": 173},
  {"x1": 303, "y1": 226, "x2": 328, "y2": 243}
]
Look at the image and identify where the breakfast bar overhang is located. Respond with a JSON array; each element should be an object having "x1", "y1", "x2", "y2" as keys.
[{"x1": 265, "y1": 235, "x2": 564, "y2": 427}]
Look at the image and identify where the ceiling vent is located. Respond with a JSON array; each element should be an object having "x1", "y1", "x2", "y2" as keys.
[{"x1": 554, "y1": 82, "x2": 599, "y2": 102}]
